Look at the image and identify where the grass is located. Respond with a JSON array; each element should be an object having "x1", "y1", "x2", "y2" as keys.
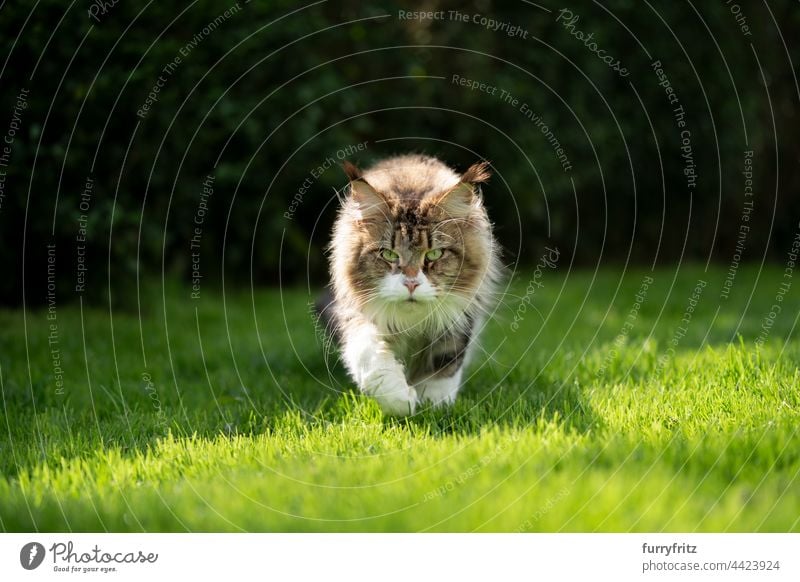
[{"x1": 1, "y1": 264, "x2": 798, "y2": 532}]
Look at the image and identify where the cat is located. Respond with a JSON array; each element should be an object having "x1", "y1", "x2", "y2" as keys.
[{"x1": 324, "y1": 154, "x2": 502, "y2": 415}]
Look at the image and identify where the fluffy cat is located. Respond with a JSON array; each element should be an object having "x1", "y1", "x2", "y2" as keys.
[{"x1": 325, "y1": 154, "x2": 502, "y2": 415}]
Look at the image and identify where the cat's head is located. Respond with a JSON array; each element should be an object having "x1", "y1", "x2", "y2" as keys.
[{"x1": 331, "y1": 155, "x2": 497, "y2": 330}]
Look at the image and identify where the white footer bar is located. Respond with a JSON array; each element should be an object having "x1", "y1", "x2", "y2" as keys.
[{"x1": 2, "y1": 533, "x2": 797, "y2": 581}]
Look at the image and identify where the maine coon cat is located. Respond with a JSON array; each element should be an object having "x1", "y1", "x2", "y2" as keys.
[{"x1": 325, "y1": 154, "x2": 502, "y2": 415}]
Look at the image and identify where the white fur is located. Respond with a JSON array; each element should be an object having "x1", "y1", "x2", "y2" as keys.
[
  {"x1": 416, "y1": 368, "x2": 463, "y2": 407},
  {"x1": 377, "y1": 271, "x2": 436, "y2": 302},
  {"x1": 341, "y1": 320, "x2": 417, "y2": 415},
  {"x1": 365, "y1": 281, "x2": 471, "y2": 338}
]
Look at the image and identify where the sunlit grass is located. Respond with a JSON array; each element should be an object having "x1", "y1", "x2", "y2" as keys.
[{"x1": 1, "y1": 265, "x2": 798, "y2": 531}]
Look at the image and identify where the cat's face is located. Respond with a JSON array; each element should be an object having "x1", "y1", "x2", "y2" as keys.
[
  {"x1": 342, "y1": 173, "x2": 493, "y2": 323},
  {"x1": 330, "y1": 156, "x2": 497, "y2": 332}
]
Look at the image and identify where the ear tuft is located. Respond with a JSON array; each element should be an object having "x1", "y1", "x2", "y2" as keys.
[
  {"x1": 461, "y1": 161, "x2": 492, "y2": 184},
  {"x1": 342, "y1": 160, "x2": 363, "y2": 182}
]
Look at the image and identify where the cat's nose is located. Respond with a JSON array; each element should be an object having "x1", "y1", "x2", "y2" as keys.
[{"x1": 404, "y1": 279, "x2": 420, "y2": 294}]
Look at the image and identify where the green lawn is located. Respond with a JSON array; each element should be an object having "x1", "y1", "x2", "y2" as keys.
[{"x1": 1, "y1": 265, "x2": 798, "y2": 532}]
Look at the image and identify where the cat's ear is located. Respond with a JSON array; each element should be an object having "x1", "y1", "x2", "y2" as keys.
[
  {"x1": 342, "y1": 160, "x2": 363, "y2": 182},
  {"x1": 428, "y1": 160, "x2": 491, "y2": 216},
  {"x1": 429, "y1": 182, "x2": 475, "y2": 218},
  {"x1": 349, "y1": 179, "x2": 389, "y2": 222},
  {"x1": 461, "y1": 161, "x2": 492, "y2": 184},
  {"x1": 342, "y1": 160, "x2": 389, "y2": 222}
]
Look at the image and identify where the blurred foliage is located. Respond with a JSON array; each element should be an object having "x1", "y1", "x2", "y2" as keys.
[{"x1": 0, "y1": 0, "x2": 798, "y2": 306}]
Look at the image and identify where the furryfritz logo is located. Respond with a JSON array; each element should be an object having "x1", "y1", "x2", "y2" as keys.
[{"x1": 20, "y1": 542, "x2": 46, "y2": 570}]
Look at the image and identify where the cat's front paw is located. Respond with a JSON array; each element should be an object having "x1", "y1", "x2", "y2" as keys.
[
  {"x1": 363, "y1": 372, "x2": 418, "y2": 416},
  {"x1": 417, "y1": 375, "x2": 461, "y2": 407}
]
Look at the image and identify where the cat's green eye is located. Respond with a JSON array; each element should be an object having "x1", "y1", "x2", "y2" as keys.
[
  {"x1": 425, "y1": 248, "x2": 443, "y2": 261},
  {"x1": 380, "y1": 249, "x2": 399, "y2": 262}
]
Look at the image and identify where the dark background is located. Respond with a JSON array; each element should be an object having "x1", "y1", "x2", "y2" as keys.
[{"x1": 1, "y1": 0, "x2": 798, "y2": 307}]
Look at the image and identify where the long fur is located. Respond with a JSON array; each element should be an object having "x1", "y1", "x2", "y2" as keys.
[{"x1": 325, "y1": 154, "x2": 502, "y2": 415}]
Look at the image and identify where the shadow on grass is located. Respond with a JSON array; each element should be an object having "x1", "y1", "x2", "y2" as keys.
[{"x1": 0, "y1": 356, "x2": 597, "y2": 479}]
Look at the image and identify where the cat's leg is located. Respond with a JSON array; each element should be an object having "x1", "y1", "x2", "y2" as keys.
[
  {"x1": 416, "y1": 329, "x2": 470, "y2": 407},
  {"x1": 416, "y1": 367, "x2": 463, "y2": 407},
  {"x1": 342, "y1": 321, "x2": 417, "y2": 416}
]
